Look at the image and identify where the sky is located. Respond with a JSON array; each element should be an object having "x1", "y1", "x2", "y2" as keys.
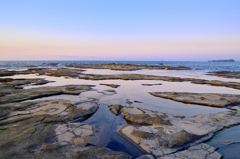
[{"x1": 0, "y1": 0, "x2": 240, "y2": 61}]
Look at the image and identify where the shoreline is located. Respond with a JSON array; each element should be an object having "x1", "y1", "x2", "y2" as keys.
[{"x1": 0, "y1": 65, "x2": 240, "y2": 158}]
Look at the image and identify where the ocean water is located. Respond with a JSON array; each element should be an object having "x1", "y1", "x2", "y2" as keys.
[{"x1": 0, "y1": 60, "x2": 239, "y2": 72}]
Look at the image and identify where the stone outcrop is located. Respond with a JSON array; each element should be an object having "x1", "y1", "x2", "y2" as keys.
[
  {"x1": 158, "y1": 143, "x2": 222, "y2": 159},
  {"x1": 141, "y1": 83, "x2": 162, "y2": 86},
  {"x1": 0, "y1": 68, "x2": 83, "y2": 78},
  {"x1": 0, "y1": 99, "x2": 99, "y2": 126},
  {"x1": 108, "y1": 105, "x2": 172, "y2": 126},
  {"x1": 0, "y1": 80, "x2": 94, "y2": 104},
  {"x1": 0, "y1": 122, "x2": 100, "y2": 158},
  {"x1": 1, "y1": 69, "x2": 240, "y2": 91},
  {"x1": 73, "y1": 146, "x2": 130, "y2": 159},
  {"x1": 108, "y1": 105, "x2": 240, "y2": 157},
  {"x1": 100, "y1": 83, "x2": 120, "y2": 88},
  {"x1": 207, "y1": 71, "x2": 240, "y2": 79},
  {"x1": 191, "y1": 79, "x2": 240, "y2": 90},
  {"x1": 67, "y1": 63, "x2": 191, "y2": 71},
  {"x1": 78, "y1": 74, "x2": 240, "y2": 90},
  {"x1": 150, "y1": 92, "x2": 240, "y2": 107},
  {"x1": 55, "y1": 123, "x2": 100, "y2": 146},
  {"x1": 0, "y1": 78, "x2": 50, "y2": 89}
]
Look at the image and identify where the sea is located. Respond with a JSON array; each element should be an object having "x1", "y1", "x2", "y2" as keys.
[{"x1": 0, "y1": 60, "x2": 239, "y2": 72}]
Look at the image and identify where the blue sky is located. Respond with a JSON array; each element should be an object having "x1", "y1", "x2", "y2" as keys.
[{"x1": 0, "y1": 0, "x2": 240, "y2": 60}]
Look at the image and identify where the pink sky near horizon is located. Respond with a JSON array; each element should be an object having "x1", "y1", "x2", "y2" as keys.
[{"x1": 1, "y1": 28, "x2": 240, "y2": 61}]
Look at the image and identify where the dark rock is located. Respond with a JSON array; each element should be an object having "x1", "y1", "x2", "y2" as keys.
[
  {"x1": 141, "y1": 83, "x2": 162, "y2": 86},
  {"x1": 73, "y1": 146, "x2": 130, "y2": 159},
  {"x1": 100, "y1": 83, "x2": 120, "y2": 88}
]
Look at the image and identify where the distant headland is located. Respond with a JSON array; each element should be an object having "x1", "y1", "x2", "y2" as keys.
[{"x1": 208, "y1": 59, "x2": 235, "y2": 62}]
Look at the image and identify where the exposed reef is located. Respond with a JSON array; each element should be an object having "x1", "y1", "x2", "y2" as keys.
[
  {"x1": 100, "y1": 83, "x2": 120, "y2": 88},
  {"x1": 73, "y1": 146, "x2": 130, "y2": 159},
  {"x1": 0, "y1": 93, "x2": 109, "y2": 159},
  {"x1": 1, "y1": 66, "x2": 240, "y2": 158},
  {"x1": 1, "y1": 68, "x2": 240, "y2": 91},
  {"x1": 108, "y1": 105, "x2": 240, "y2": 157},
  {"x1": 150, "y1": 92, "x2": 240, "y2": 107},
  {"x1": 67, "y1": 63, "x2": 191, "y2": 71},
  {"x1": 0, "y1": 77, "x2": 133, "y2": 158},
  {"x1": 141, "y1": 83, "x2": 162, "y2": 86},
  {"x1": 108, "y1": 105, "x2": 172, "y2": 126},
  {"x1": 0, "y1": 99, "x2": 99, "y2": 126},
  {"x1": 207, "y1": 71, "x2": 240, "y2": 79},
  {"x1": 0, "y1": 78, "x2": 94, "y2": 104},
  {"x1": 0, "y1": 78, "x2": 50, "y2": 89},
  {"x1": 78, "y1": 74, "x2": 240, "y2": 90},
  {"x1": 0, "y1": 121, "x2": 112, "y2": 158},
  {"x1": 0, "y1": 85, "x2": 93, "y2": 104},
  {"x1": 0, "y1": 68, "x2": 83, "y2": 77},
  {"x1": 158, "y1": 143, "x2": 222, "y2": 159}
]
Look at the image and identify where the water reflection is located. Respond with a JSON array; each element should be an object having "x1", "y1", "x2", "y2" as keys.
[
  {"x1": 83, "y1": 68, "x2": 240, "y2": 82},
  {"x1": 3, "y1": 71, "x2": 240, "y2": 158},
  {"x1": 6, "y1": 74, "x2": 240, "y2": 115},
  {"x1": 82, "y1": 103, "x2": 145, "y2": 158},
  {"x1": 207, "y1": 125, "x2": 240, "y2": 159}
]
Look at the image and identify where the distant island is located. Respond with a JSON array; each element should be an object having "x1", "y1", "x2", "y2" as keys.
[{"x1": 208, "y1": 59, "x2": 235, "y2": 62}]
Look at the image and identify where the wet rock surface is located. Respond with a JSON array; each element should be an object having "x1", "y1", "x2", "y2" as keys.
[
  {"x1": 207, "y1": 71, "x2": 240, "y2": 79},
  {"x1": 108, "y1": 105, "x2": 172, "y2": 126},
  {"x1": 191, "y1": 79, "x2": 240, "y2": 90},
  {"x1": 0, "y1": 78, "x2": 50, "y2": 88},
  {"x1": 141, "y1": 83, "x2": 162, "y2": 86},
  {"x1": 0, "y1": 99, "x2": 99, "y2": 126},
  {"x1": 0, "y1": 76, "x2": 136, "y2": 158},
  {"x1": 1, "y1": 69, "x2": 240, "y2": 90},
  {"x1": 67, "y1": 63, "x2": 191, "y2": 71},
  {"x1": 0, "y1": 78, "x2": 94, "y2": 104},
  {"x1": 109, "y1": 105, "x2": 240, "y2": 157},
  {"x1": 73, "y1": 146, "x2": 131, "y2": 159},
  {"x1": 158, "y1": 143, "x2": 222, "y2": 159},
  {"x1": 0, "y1": 68, "x2": 83, "y2": 78},
  {"x1": 0, "y1": 81, "x2": 107, "y2": 159},
  {"x1": 150, "y1": 92, "x2": 240, "y2": 107},
  {"x1": 1, "y1": 67, "x2": 240, "y2": 158},
  {"x1": 78, "y1": 74, "x2": 240, "y2": 90},
  {"x1": 100, "y1": 83, "x2": 120, "y2": 88}
]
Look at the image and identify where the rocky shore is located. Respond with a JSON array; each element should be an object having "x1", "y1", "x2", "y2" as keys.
[
  {"x1": 150, "y1": 92, "x2": 240, "y2": 107},
  {"x1": 78, "y1": 74, "x2": 240, "y2": 90},
  {"x1": 0, "y1": 68, "x2": 84, "y2": 78},
  {"x1": 0, "y1": 78, "x2": 94, "y2": 104},
  {"x1": 67, "y1": 63, "x2": 191, "y2": 71},
  {"x1": 207, "y1": 71, "x2": 240, "y2": 79},
  {"x1": 108, "y1": 104, "x2": 240, "y2": 158},
  {"x1": 0, "y1": 78, "x2": 131, "y2": 158},
  {"x1": 1, "y1": 65, "x2": 240, "y2": 158},
  {"x1": 1, "y1": 68, "x2": 240, "y2": 90}
]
